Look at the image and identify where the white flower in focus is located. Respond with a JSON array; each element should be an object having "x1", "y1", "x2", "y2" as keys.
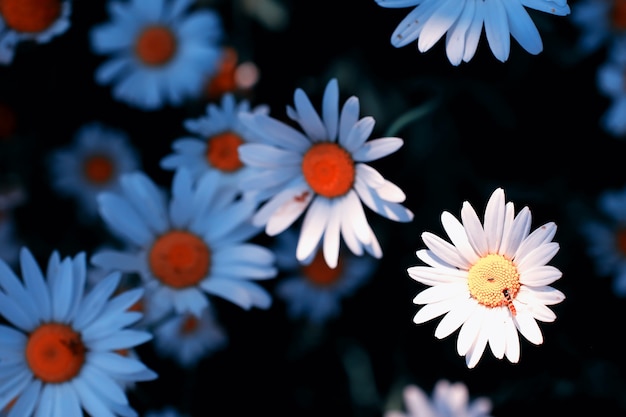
[
  {"x1": 238, "y1": 78, "x2": 413, "y2": 269},
  {"x1": 90, "y1": 0, "x2": 223, "y2": 110},
  {"x1": 375, "y1": 0, "x2": 570, "y2": 65},
  {"x1": 407, "y1": 188, "x2": 565, "y2": 368},
  {"x1": 0, "y1": 0, "x2": 71, "y2": 64},
  {"x1": 385, "y1": 380, "x2": 493, "y2": 417}
]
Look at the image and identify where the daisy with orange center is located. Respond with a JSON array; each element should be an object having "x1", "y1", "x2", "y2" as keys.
[
  {"x1": 407, "y1": 188, "x2": 565, "y2": 368},
  {"x1": 47, "y1": 122, "x2": 140, "y2": 222},
  {"x1": 91, "y1": 168, "x2": 278, "y2": 317},
  {"x1": 0, "y1": 0, "x2": 71, "y2": 64},
  {"x1": 0, "y1": 247, "x2": 156, "y2": 416},
  {"x1": 273, "y1": 229, "x2": 377, "y2": 324},
  {"x1": 238, "y1": 78, "x2": 414, "y2": 269},
  {"x1": 90, "y1": 0, "x2": 223, "y2": 110},
  {"x1": 161, "y1": 93, "x2": 269, "y2": 200},
  {"x1": 580, "y1": 185, "x2": 626, "y2": 296}
]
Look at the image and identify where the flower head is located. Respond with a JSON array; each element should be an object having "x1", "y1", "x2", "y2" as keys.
[
  {"x1": 48, "y1": 122, "x2": 141, "y2": 221},
  {"x1": 571, "y1": 0, "x2": 626, "y2": 54},
  {"x1": 375, "y1": 0, "x2": 570, "y2": 65},
  {"x1": 385, "y1": 380, "x2": 493, "y2": 417},
  {"x1": 91, "y1": 168, "x2": 277, "y2": 317},
  {"x1": 238, "y1": 78, "x2": 413, "y2": 269},
  {"x1": 0, "y1": 247, "x2": 156, "y2": 417},
  {"x1": 407, "y1": 188, "x2": 565, "y2": 368},
  {"x1": 90, "y1": 0, "x2": 223, "y2": 110},
  {"x1": 0, "y1": 0, "x2": 71, "y2": 64},
  {"x1": 160, "y1": 92, "x2": 268, "y2": 197}
]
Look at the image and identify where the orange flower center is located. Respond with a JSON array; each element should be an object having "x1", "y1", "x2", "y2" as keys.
[
  {"x1": 205, "y1": 47, "x2": 238, "y2": 99},
  {"x1": 301, "y1": 142, "x2": 355, "y2": 198},
  {"x1": 0, "y1": 0, "x2": 62, "y2": 33},
  {"x1": 615, "y1": 227, "x2": 626, "y2": 255},
  {"x1": 149, "y1": 230, "x2": 211, "y2": 289},
  {"x1": 83, "y1": 154, "x2": 114, "y2": 184},
  {"x1": 0, "y1": 102, "x2": 17, "y2": 140},
  {"x1": 301, "y1": 250, "x2": 343, "y2": 286},
  {"x1": 206, "y1": 131, "x2": 245, "y2": 172},
  {"x1": 135, "y1": 25, "x2": 177, "y2": 66},
  {"x1": 179, "y1": 315, "x2": 199, "y2": 334},
  {"x1": 26, "y1": 323, "x2": 86, "y2": 384},
  {"x1": 612, "y1": 0, "x2": 626, "y2": 30}
]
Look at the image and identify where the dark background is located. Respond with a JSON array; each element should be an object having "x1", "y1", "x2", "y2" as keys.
[{"x1": 1, "y1": 0, "x2": 625, "y2": 416}]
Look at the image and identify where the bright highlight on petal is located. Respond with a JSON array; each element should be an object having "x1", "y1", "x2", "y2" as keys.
[{"x1": 407, "y1": 188, "x2": 564, "y2": 368}]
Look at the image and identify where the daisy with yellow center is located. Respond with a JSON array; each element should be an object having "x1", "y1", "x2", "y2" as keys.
[
  {"x1": 407, "y1": 188, "x2": 565, "y2": 368},
  {"x1": 274, "y1": 229, "x2": 377, "y2": 324},
  {"x1": 47, "y1": 122, "x2": 140, "y2": 222},
  {"x1": 91, "y1": 168, "x2": 277, "y2": 317},
  {"x1": 0, "y1": 247, "x2": 156, "y2": 416},
  {"x1": 90, "y1": 0, "x2": 223, "y2": 110},
  {"x1": 160, "y1": 93, "x2": 269, "y2": 199},
  {"x1": 238, "y1": 78, "x2": 414, "y2": 269},
  {"x1": 0, "y1": 0, "x2": 71, "y2": 64}
]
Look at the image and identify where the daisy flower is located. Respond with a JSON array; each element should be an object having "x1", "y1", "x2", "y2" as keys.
[
  {"x1": 375, "y1": 0, "x2": 570, "y2": 65},
  {"x1": 0, "y1": 247, "x2": 156, "y2": 417},
  {"x1": 152, "y1": 305, "x2": 227, "y2": 368},
  {"x1": 571, "y1": 0, "x2": 626, "y2": 55},
  {"x1": 48, "y1": 122, "x2": 141, "y2": 221},
  {"x1": 0, "y1": 0, "x2": 71, "y2": 65},
  {"x1": 407, "y1": 188, "x2": 565, "y2": 368},
  {"x1": 274, "y1": 229, "x2": 377, "y2": 324},
  {"x1": 90, "y1": 0, "x2": 223, "y2": 110},
  {"x1": 385, "y1": 380, "x2": 493, "y2": 417},
  {"x1": 238, "y1": 78, "x2": 414, "y2": 269},
  {"x1": 91, "y1": 168, "x2": 277, "y2": 317},
  {"x1": 580, "y1": 185, "x2": 626, "y2": 296},
  {"x1": 160, "y1": 92, "x2": 269, "y2": 197},
  {"x1": 596, "y1": 35, "x2": 626, "y2": 137}
]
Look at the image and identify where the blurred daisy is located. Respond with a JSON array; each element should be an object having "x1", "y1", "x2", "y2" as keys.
[
  {"x1": 375, "y1": 0, "x2": 570, "y2": 65},
  {"x1": 160, "y1": 92, "x2": 268, "y2": 197},
  {"x1": 0, "y1": 0, "x2": 71, "y2": 64},
  {"x1": 597, "y1": 35, "x2": 626, "y2": 137},
  {"x1": 152, "y1": 305, "x2": 227, "y2": 368},
  {"x1": 48, "y1": 122, "x2": 141, "y2": 222},
  {"x1": 571, "y1": 0, "x2": 626, "y2": 54},
  {"x1": 90, "y1": 0, "x2": 223, "y2": 110},
  {"x1": 91, "y1": 168, "x2": 277, "y2": 317},
  {"x1": 0, "y1": 247, "x2": 156, "y2": 417},
  {"x1": 203, "y1": 46, "x2": 260, "y2": 101},
  {"x1": 407, "y1": 188, "x2": 565, "y2": 368},
  {"x1": 238, "y1": 78, "x2": 413, "y2": 269},
  {"x1": 385, "y1": 380, "x2": 493, "y2": 417},
  {"x1": 145, "y1": 406, "x2": 190, "y2": 417},
  {"x1": 580, "y1": 185, "x2": 626, "y2": 296},
  {"x1": 274, "y1": 229, "x2": 377, "y2": 324}
]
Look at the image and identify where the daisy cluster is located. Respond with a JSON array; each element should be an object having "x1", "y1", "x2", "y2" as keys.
[{"x1": 0, "y1": 0, "x2": 622, "y2": 416}]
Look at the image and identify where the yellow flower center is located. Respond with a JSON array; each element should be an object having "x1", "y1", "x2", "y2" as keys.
[
  {"x1": 206, "y1": 131, "x2": 244, "y2": 172},
  {"x1": 135, "y1": 25, "x2": 177, "y2": 66},
  {"x1": 467, "y1": 254, "x2": 520, "y2": 308},
  {"x1": 83, "y1": 154, "x2": 114, "y2": 184},
  {"x1": 26, "y1": 323, "x2": 86, "y2": 383},
  {"x1": 612, "y1": 0, "x2": 626, "y2": 30},
  {"x1": 0, "y1": 0, "x2": 62, "y2": 33},
  {"x1": 301, "y1": 250, "x2": 343, "y2": 286},
  {"x1": 301, "y1": 142, "x2": 355, "y2": 198},
  {"x1": 149, "y1": 231, "x2": 211, "y2": 289}
]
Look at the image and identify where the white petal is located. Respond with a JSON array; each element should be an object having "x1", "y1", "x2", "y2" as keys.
[
  {"x1": 514, "y1": 310, "x2": 543, "y2": 345},
  {"x1": 296, "y1": 198, "x2": 330, "y2": 262}
]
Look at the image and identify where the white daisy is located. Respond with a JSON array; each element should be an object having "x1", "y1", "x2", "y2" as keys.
[
  {"x1": 0, "y1": 0, "x2": 71, "y2": 65},
  {"x1": 0, "y1": 247, "x2": 156, "y2": 417},
  {"x1": 580, "y1": 185, "x2": 626, "y2": 296},
  {"x1": 91, "y1": 168, "x2": 277, "y2": 317},
  {"x1": 152, "y1": 305, "x2": 227, "y2": 368},
  {"x1": 90, "y1": 0, "x2": 223, "y2": 110},
  {"x1": 571, "y1": 0, "x2": 626, "y2": 54},
  {"x1": 48, "y1": 122, "x2": 141, "y2": 222},
  {"x1": 385, "y1": 380, "x2": 493, "y2": 417},
  {"x1": 160, "y1": 92, "x2": 269, "y2": 198},
  {"x1": 375, "y1": 0, "x2": 570, "y2": 65},
  {"x1": 274, "y1": 229, "x2": 377, "y2": 324},
  {"x1": 407, "y1": 187, "x2": 565, "y2": 368},
  {"x1": 238, "y1": 78, "x2": 414, "y2": 269}
]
